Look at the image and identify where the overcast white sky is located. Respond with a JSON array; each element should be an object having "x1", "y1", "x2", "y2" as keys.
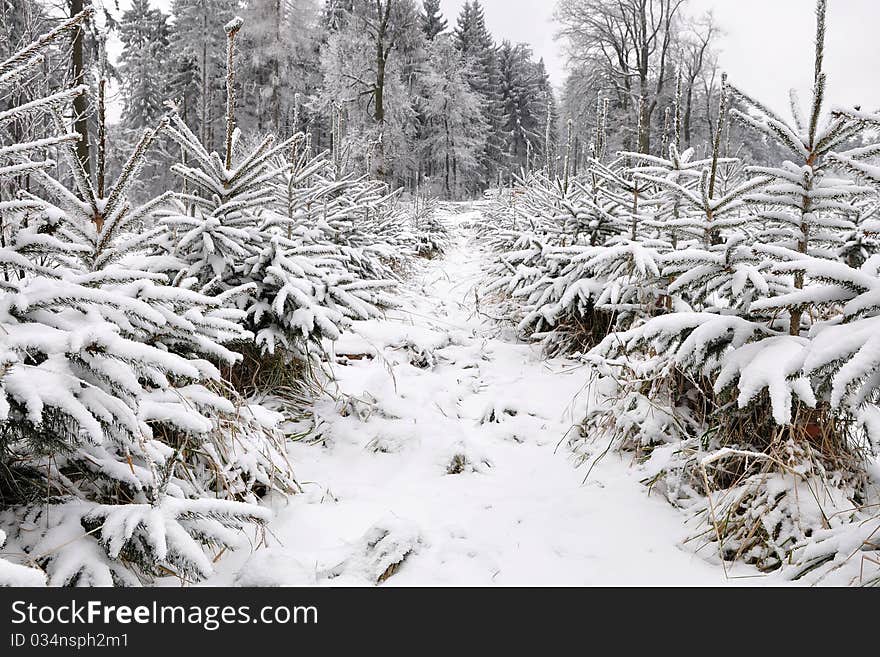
[{"x1": 440, "y1": 0, "x2": 880, "y2": 115}]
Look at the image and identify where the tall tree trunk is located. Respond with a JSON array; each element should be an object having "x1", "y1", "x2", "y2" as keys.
[
  {"x1": 375, "y1": 57, "x2": 385, "y2": 125},
  {"x1": 201, "y1": 12, "x2": 208, "y2": 145},
  {"x1": 373, "y1": 36, "x2": 387, "y2": 179},
  {"x1": 684, "y1": 86, "x2": 694, "y2": 143},
  {"x1": 70, "y1": 0, "x2": 90, "y2": 176},
  {"x1": 372, "y1": 0, "x2": 393, "y2": 180},
  {"x1": 639, "y1": 103, "x2": 652, "y2": 154},
  {"x1": 273, "y1": 0, "x2": 281, "y2": 133}
]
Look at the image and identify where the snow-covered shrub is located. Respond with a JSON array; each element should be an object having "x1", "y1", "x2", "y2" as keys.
[
  {"x1": 0, "y1": 16, "x2": 291, "y2": 585},
  {"x1": 0, "y1": 529, "x2": 45, "y2": 587},
  {"x1": 319, "y1": 174, "x2": 414, "y2": 277},
  {"x1": 466, "y1": 0, "x2": 879, "y2": 582},
  {"x1": 575, "y1": 1, "x2": 880, "y2": 578},
  {"x1": 584, "y1": 310, "x2": 872, "y2": 569},
  {"x1": 479, "y1": 156, "x2": 678, "y2": 356},
  {"x1": 409, "y1": 193, "x2": 450, "y2": 258},
  {"x1": 156, "y1": 19, "x2": 400, "y2": 366},
  {"x1": 6, "y1": 496, "x2": 272, "y2": 586}
]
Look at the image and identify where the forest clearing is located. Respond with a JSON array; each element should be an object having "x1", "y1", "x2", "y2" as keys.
[{"x1": 0, "y1": 0, "x2": 878, "y2": 590}]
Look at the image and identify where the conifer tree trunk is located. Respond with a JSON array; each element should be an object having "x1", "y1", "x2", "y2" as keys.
[
  {"x1": 201, "y1": 12, "x2": 209, "y2": 145},
  {"x1": 69, "y1": 0, "x2": 90, "y2": 176},
  {"x1": 789, "y1": 0, "x2": 826, "y2": 336},
  {"x1": 683, "y1": 87, "x2": 693, "y2": 143},
  {"x1": 225, "y1": 17, "x2": 243, "y2": 170},
  {"x1": 373, "y1": 0, "x2": 392, "y2": 180},
  {"x1": 790, "y1": 198, "x2": 811, "y2": 336},
  {"x1": 273, "y1": 0, "x2": 281, "y2": 133},
  {"x1": 375, "y1": 45, "x2": 386, "y2": 124},
  {"x1": 444, "y1": 116, "x2": 451, "y2": 198}
]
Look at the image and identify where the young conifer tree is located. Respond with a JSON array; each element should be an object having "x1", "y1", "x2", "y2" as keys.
[
  {"x1": 728, "y1": 0, "x2": 867, "y2": 335},
  {"x1": 629, "y1": 82, "x2": 780, "y2": 313},
  {"x1": 591, "y1": 0, "x2": 871, "y2": 428},
  {"x1": 0, "y1": 10, "x2": 90, "y2": 586},
  {"x1": 579, "y1": 0, "x2": 878, "y2": 575},
  {"x1": 0, "y1": 16, "x2": 293, "y2": 586},
  {"x1": 159, "y1": 17, "x2": 398, "y2": 361}
]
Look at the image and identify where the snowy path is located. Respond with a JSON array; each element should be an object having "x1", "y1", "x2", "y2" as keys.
[{"x1": 211, "y1": 205, "x2": 753, "y2": 587}]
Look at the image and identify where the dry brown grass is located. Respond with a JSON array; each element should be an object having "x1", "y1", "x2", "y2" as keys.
[
  {"x1": 541, "y1": 307, "x2": 615, "y2": 358},
  {"x1": 582, "y1": 365, "x2": 872, "y2": 573}
]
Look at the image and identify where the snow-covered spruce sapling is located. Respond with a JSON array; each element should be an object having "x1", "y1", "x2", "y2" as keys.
[
  {"x1": 0, "y1": 21, "x2": 292, "y2": 585},
  {"x1": 580, "y1": 0, "x2": 878, "y2": 575},
  {"x1": 562, "y1": 114, "x2": 694, "y2": 329},
  {"x1": 629, "y1": 82, "x2": 779, "y2": 314},
  {"x1": 410, "y1": 186, "x2": 450, "y2": 258},
  {"x1": 159, "y1": 20, "x2": 331, "y2": 348},
  {"x1": 729, "y1": 0, "x2": 867, "y2": 337},
  {"x1": 160, "y1": 17, "x2": 400, "y2": 374},
  {"x1": 478, "y1": 168, "x2": 625, "y2": 355},
  {"x1": 0, "y1": 12, "x2": 89, "y2": 586},
  {"x1": 480, "y1": 132, "x2": 675, "y2": 356},
  {"x1": 588, "y1": 0, "x2": 872, "y2": 444},
  {"x1": 265, "y1": 141, "x2": 402, "y2": 285},
  {"x1": 25, "y1": 80, "x2": 296, "y2": 493}
]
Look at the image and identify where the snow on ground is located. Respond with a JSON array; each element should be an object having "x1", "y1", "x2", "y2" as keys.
[{"x1": 209, "y1": 204, "x2": 773, "y2": 587}]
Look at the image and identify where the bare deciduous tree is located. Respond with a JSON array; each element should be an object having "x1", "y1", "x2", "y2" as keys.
[
  {"x1": 556, "y1": 0, "x2": 691, "y2": 154},
  {"x1": 677, "y1": 12, "x2": 718, "y2": 144}
]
